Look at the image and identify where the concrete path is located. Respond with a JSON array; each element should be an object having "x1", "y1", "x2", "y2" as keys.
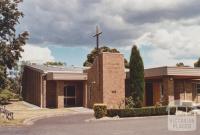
[
  {"x1": 0, "y1": 114, "x2": 199, "y2": 135},
  {"x1": 68, "y1": 107, "x2": 94, "y2": 113}
]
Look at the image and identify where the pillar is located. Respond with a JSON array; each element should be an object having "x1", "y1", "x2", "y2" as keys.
[
  {"x1": 83, "y1": 81, "x2": 87, "y2": 107},
  {"x1": 41, "y1": 75, "x2": 46, "y2": 108},
  {"x1": 163, "y1": 77, "x2": 174, "y2": 104},
  {"x1": 56, "y1": 81, "x2": 64, "y2": 108}
]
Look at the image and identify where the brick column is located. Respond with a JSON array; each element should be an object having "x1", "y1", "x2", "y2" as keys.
[
  {"x1": 101, "y1": 53, "x2": 125, "y2": 109},
  {"x1": 83, "y1": 81, "x2": 87, "y2": 107},
  {"x1": 42, "y1": 79, "x2": 46, "y2": 108},
  {"x1": 163, "y1": 77, "x2": 174, "y2": 104},
  {"x1": 56, "y1": 81, "x2": 64, "y2": 108},
  {"x1": 87, "y1": 52, "x2": 125, "y2": 109}
]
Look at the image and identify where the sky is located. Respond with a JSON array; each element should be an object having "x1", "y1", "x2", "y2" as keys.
[{"x1": 17, "y1": 0, "x2": 200, "y2": 68}]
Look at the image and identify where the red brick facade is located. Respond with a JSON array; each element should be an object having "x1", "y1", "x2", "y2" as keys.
[
  {"x1": 22, "y1": 53, "x2": 200, "y2": 108},
  {"x1": 87, "y1": 52, "x2": 125, "y2": 108}
]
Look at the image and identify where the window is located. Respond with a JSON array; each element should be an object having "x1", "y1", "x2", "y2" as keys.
[
  {"x1": 196, "y1": 84, "x2": 200, "y2": 94},
  {"x1": 64, "y1": 85, "x2": 76, "y2": 107},
  {"x1": 66, "y1": 86, "x2": 75, "y2": 97}
]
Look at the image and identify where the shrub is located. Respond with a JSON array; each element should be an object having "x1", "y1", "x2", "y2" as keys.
[
  {"x1": 93, "y1": 104, "x2": 107, "y2": 119},
  {"x1": 13, "y1": 94, "x2": 23, "y2": 100},
  {"x1": 177, "y1": 107, "x2": 192, "y2": 112},
  {"x1": 107, "y1": 106, "x2": 176, "y2": 118},
  {"x1": 0, "y1": 89, "x2": 14, "y2": 105},
  {"x1": 0, "y1": 93, "x2": 10, "y2": 104},
  {"x1": 1, "y1": 90, "x2": 14, "y2": 99},
  {"x1": 125, "y1": 96, "x2": 134, "y2": 109}
]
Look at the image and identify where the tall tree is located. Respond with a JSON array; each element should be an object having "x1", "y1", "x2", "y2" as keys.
[
  {"x1": 83, "y1": 46, "x2": 129, "y2": 68},
  {"x1": 129, "y1": 45, "x2": 144, "y2": 108},
  {"x1": 0, "y1": 0, "x2": 28, "y2": 89},
  {"x1": 194, "y1": 58, "x2": 200, "y2": 67}
]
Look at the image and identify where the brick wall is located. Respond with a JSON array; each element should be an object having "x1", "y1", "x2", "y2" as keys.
[
  {"x1": 87, "y1": 55, "x2": 103, "y2": 108},
  {"x1": 87, "y1": 52, "x2": 125, "y2": 108},
  {"x1": 46, "y1": 80, "x2": 56, "y2": 108},
  {"x1": 162, "y1": 77, "x2": 174, "y2": 103},
  {"x1": 22, "y1": 66, "x2": 43, "y2": 107},
  {"x1": 56, "y1": 81, "x2": 64, "y2": 108}
]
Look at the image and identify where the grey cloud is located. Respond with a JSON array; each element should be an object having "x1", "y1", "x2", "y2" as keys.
[
  {"x1": 17, "y1": 0, "x2": 200, "y2": 48},
  {"x1": 123, "y1": 0, "x2": 200, "y2": 25}
]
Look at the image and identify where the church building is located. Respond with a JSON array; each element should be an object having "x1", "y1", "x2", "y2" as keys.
[{"x1": 22, "y1": 52, "x2": 200, "y2": 108}]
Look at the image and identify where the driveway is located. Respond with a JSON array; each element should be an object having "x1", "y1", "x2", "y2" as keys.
[{"x1": 0, "y1": 114, "x2": 199, "y2": 135}]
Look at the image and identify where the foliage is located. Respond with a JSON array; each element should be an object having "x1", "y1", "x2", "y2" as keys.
[
  {"x1": 83, "y1": 46, "x2": 129, "y2": 68},
  {"x1": 194, "y1": 58, "x2": 200, "y2": 67},
  {"x1": 107, "y1": 106, "x2": 176, "y2": 118},
  {"x1": 0, "y1": 89, "x2": 14, "y2": 105},
  {"x1": 44, "y1": 61, "x2": 66, "y2": 66},
  {"x1": 177, "y1": 107, "x2": 192, "y2": 112},
  {"x1": 8, "y1": 77, "x2": 21, "y2": 94},
  {"x1": 176, "y1": 62, "x2": 184, "y2": 67},
  {"x1": 0, "y1": 0, "x2": 29, "y2": 69},
  {"x1": 129, "y1": 45, "x2": 145, "y2": 108},
  {"x1": 0, "y1": 66, "x2": 9, "y2": 89},
  {"x1": 0, "y1": 0, "x2": 28, "y2": 90},
  {"x1": 93, "y1": 104, "x2": 107, "y2": 119},
  {"x1": 124, "y1": 58, "x2": 129, "y2": 68},
  {"x1": 125, "y1": 96, "x2": 135, "y2": 109}
]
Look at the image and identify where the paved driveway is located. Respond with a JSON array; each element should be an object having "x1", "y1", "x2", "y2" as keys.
[{"x1": 0, "y1": 114, "x2": 199, "y2": 135}]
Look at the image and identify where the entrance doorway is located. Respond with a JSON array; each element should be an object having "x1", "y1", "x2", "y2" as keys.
[
  {"x1": 64, "y1": 85, "x2": 76, "y2": 107},
  {"x1": 145, "y1": 82, "x2": 153, "y2": 106}
]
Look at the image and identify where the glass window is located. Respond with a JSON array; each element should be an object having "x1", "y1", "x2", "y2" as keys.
[
  {"x1": 64, "y1": 86, "x2": 75, "y2": 97},
  {"x1": 196, "y1": 84, "x2": 200, "y2": 94},
  {"x1": 67, "y1": 86, "x2": 75, "y2": 97}
]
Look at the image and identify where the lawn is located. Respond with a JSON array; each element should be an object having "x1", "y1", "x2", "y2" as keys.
[{"x1": 0, "y1": 101, "x2": 73, "y2": 126}]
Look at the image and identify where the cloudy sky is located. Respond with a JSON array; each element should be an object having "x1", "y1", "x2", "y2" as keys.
[{"x1": 18, "y1": 0, "x2": 200, "y2": 68}]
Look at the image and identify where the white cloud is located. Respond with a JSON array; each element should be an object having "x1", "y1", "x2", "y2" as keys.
[
  {"x1": 21, "y1": 44, "x2": 55, "y2": 64},
  {"x1": 123, "y1": 18, "x2": 200, "y2": 68},
  {"x1": 143, "y1": 48, "x2": 196, "y2": 68}
]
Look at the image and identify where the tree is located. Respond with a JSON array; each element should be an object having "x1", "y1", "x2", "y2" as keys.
[
  {"x1": 176, "y1": 62, "x2": 184, "y2": 67},
  {"x1": 0, "y1": 0, "x2": 28, "y2": 69},
  {"x1": 83, "y1": 46, "x2": 129, "y2": 68},
  {"x1": 0, "y1": 0, "x2": 28, "y2": 104},
  {"x1": 194, "y1": 58, "x2": 200, "y2": 67},
  {"x1": 129, "y1": 45, "x2": 144, "y2": 108},
  {"x1": 44, "y1": 61, "x2": 66, "y2": 66}
]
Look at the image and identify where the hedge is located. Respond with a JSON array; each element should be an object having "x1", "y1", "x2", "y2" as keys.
[
  {"x1": 107, "y1": 106, "x2": 176, "y2": 118},
  {"x1": 93, "y1": 104, "x2": 107, "y2": 119}
]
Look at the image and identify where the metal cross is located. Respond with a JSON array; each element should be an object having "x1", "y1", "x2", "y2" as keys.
[{"x1": 93, "y1": 26, "x2": 102, "y2": 53}]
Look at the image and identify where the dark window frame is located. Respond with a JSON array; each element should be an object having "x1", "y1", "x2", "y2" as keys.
[{"x1": 196, "y1": 83, "x2": 200, "y2": 94}]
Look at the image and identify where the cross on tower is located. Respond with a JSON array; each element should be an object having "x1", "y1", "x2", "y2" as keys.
[{"x1": 93, "y1": 26, "x2": 102, "y2": 53}]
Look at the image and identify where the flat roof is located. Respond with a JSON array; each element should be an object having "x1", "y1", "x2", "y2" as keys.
[
  {"x1": 125, "y1": 66, "x2": 200, "y2": 79},
  {"x1": 25, "y1": 64, "x2": 89, "y2": 81},
  {"x1": 25, "y1": 64, "x2": 89, "y2": 74},
  {"x1": 145, "y1": 66, "x2": 200, "y2": 78}
]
